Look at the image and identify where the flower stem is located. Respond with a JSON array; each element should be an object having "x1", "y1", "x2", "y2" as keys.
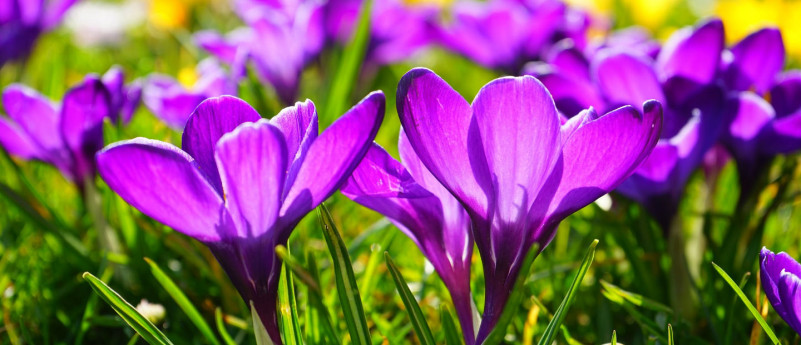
[{"x1": 83, "y1": 177, "x2": 121, "y2": 255}]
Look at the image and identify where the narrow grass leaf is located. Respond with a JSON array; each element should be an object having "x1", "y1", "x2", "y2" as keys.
[
  {"x1": 384, "y1": 252, "x2": 437, "y2": 345},
  {"x1": 317, "y1": 203, "x2": 371, "y2": 345},
  {"x1": 711, "y1": 262, "x2": 780, "y2": 345},
  {"x1": 144, "y1": 258, "x2": 220, "y2": 345},
  {"x1": 600, "y1": 280, "x2": 672, "y2": 314},
  {"x1": 82, "y1": 272, "x2": 173, "y2": 345},
  {"x1": 611, "y1": 330, "x2": 616, "y2": 345},
  {"x1": 537, "y1": 239, "x2": 599, "y2": 345},
  {"x1": 278, "y1": 262, "x2": 303, "y2": 345},
  {"x1": 276, "y1": 245, "x2": 320, "y2": 293},
  {"x1": 601, "y1": 289, "x2": 667, "y2": 342},
  {"x1": 215, "y1": 308, "x2": 237, "y2": 345},
  {"x1": 440, "y1": 306, "x2": 462, "y2": 345},
  {"x1": 668, "y1": 324, "x2": 674, "y2": 345},
  {"x1": 325, "y1": 0, "x2": 372, "y2": 120}
]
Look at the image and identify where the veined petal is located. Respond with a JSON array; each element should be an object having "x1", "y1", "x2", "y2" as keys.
[
  {"x1": 655, "y1": 18, "x2": 724, "y2": 84},
  {"x1": 96, "y1": 138, "x2": 226, "y2": 242},
  {"x1": 2, "y1": 84, "x2": 62, "y2": 153},
  {"x1": 777, "y1": 270, "x2": 801, "y2": 335},
  {"x1": 724, "y1": 28, "x2": 784, "y2": 93},
  {"x1": 397, "y1": 68, "x2": 491, "y2": 219},
  {"x1": 271, "y1": 99, "x2": 318, "y2": 172},
  {"x1": 593, "y1": 51, "x2": 665, "y2": 109},
  {"x1": 472, "y1": 75, "x2": 562, "y2": 222},
  {"x1": 544, "y1": 101, "x2": 662, "y2": 225},
  {"x1": 216, "y1": 120, "x2": 288, "y2": 238},
  {"x1": 182, "y1": 96, "x2": 262, "y2": 194},
  {"x1": 60, "y1": 77, "x2": 112, "y2": 181},
  {"x1": 537, "y1": 72, "x2": 604, "y2": 118},
  {"x1": 280, "y1": 91, "x2": 384, "y2": 224}
]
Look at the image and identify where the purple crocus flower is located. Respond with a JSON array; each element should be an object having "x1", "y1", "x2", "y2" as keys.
[
  {"x1": 142, "y1": 58, "x2": 237, "y2": 129},
  {"x1": 341, "y1": 133, "x2": 475, "y2": 344},
  {"x1": 324, "y1": 0, "x2": 436, "y2": 67},
  {"x1": 396, "y1": 68, "x2": 662, "y2": 341},
  {"x1": 96, "y1": 92, "x2": 384, "y2": 344},
  {"x1": 536, "y1": 18, "x2": 728, "y2": 230},
  {"x1": 433, "y1": 0, "x2": 583, "y2": 73},
  {"x1": 194, "y1": 1, "x2": 324, "y2": 105},
  {"x1": 760, "y1": 247, "x2": 801, "y2": 336},
  {"x1": 0, "y1": 0, "x2": 77, "y2": 67},
  {"x1": 0, "y1": 76, "x2": 110, "y2": 188},
  {"x1": 102, "y1": 66, "x2": 142, "y2": 125},
  {"x1": 718, "y1": 28, "x2": 801, "y2": 194}
]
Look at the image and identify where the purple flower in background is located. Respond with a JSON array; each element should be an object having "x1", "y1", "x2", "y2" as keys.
[
  {"x1": 0, "y1": 76, "x2": 110, "y2": 188},
  {"x1": 342, "y1": 134, "x2": 475, "y2": 344},
  {"x1": 325, "y1": 0, "x2": 436, "y2": 66},
  {"x1": 194, "y1": 1, "x2": 324, "y2": 105},
  {"x1": 761, "y1": 247, "x2": 801, "y2": 336},
  {"x1": 102, "y1": 66, "x2": 142, "y2": 125},
  {"x1": 718, "y1": 28, "x2": 801, "y2": 194},
  {"x1": 396, "y1": 68, "x2": 662, "y2": 341},
  {"x1": 0, "y1": 0, "x2": 77, "y2": 67},
  {"x1": 143, "y1": 58, "x2": 236, "y2": 129},
  {"x1": 434, "y1": 0, "x2": 586, "y2": 72},
  {"x1": 537, "y1": 18, "x2": 728, "y2": 230},
  {"x1": 96, "y1": 93, "x2": 384, "y2": 344}
]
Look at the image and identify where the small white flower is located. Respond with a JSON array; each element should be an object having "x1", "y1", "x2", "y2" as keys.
[{"x1": 136, "y1": 299, "x2": 166, "y2": 324}]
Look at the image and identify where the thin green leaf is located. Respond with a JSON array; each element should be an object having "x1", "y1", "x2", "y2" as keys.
[
  {"x1": 384, "y1": 252, "x2": 436, "y2": 345},
  {"x1": 711, "y1": 262, "x2": 780, "y2": 345},
  {"x1": 76, "y1": 263, "x2": 114, "y2": 345},
  {"x1": 82, "y1": 272, "x2": 174, "y2": 345},
  {"x1": 278, "y1": 261, "x2": 303, "y2": 345},
  {"x1": 724, "y1": 272, "x2": 751, "y2": 345},
  {"x1": 537, "y1": 239, "x2": 599, "y2": 345},
  {"x1": 317, "y1": 203, "x2": 371, "y2": 345},
  {"x1": 144, "y1": 258, "x2": 220, "y2": 345},
  {"x1": 611, "y1": 330, "x2": 616, "y2": 345},
  {"x1": 440, "y1": 306, "x2": 463, "y2": 345},
  {"x1": 215, "y1": 308, "x2": 237, "y2": 345},
  {"x1": 324, "y1": 0, "x2": 372, "y2": 120},
  {"x1": 668, "y1": 324, "x2": 674, "y2": 345},
  {"x1": 600, "y1": 280, "x2": 672, "y2": 314},
  {"x1": 276, "y1": 245, "x2": 320, "y2": 293},
  {"x1": 361, "y1": 230, "x2": 395, "y2": 304},
  {"x1": 483, "y1": 243, "x2": 540, "y2": 345},
  {"x1": 601, "y1": 289, "x2": 667, "y2": 343}
]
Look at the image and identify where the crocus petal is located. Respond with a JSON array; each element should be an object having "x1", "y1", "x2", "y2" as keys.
[
  {"x1": 770, "y1": 71, "x2": 801, "y2": 117},
  {"x1": 215, "y1": 120, "x2": 288, "y2": 238},
  {"x1": 536, "y1": 72, "x2": 604, "y2": 118},
  {"x1": 43, "y1": 0, "x2": 78, "y2": 29},
  {"x1": 194, "y1": 30, "x2": 241, "y2": 65},
  {"x1": 96, "y1": 138, "x2": 226, "y2": 242},
  {"x1": 723, "y1": 92, "x2": 775, "y2": 164},
  {"x1": 142, "y1": 75, "x2": 205, "y2": 129},
  {"x1": 547, "y1": 44, "x2": 590, "y2": 82},
  {"x1": 397, "y1": 68, "x2": 491, "y2": 219},
  {"x1": 761, "y1": 110, "x2": 801, "y2": 155},
  {"x1": 2, "y1": 84, "x2": 62, "y2": 153},
  {"x1": 593, "y1": 51, "x2": 665, "y2": 110},
  {"x1": 655, "y1": 18, "x2": 723, "y2": 84},
  {"x1": 544, "y1": 101, "x2": 662, "y2": 227},
  {"x1": 472, "y1": 76, "x2": 562, "y2": 222},
  {"x1": 182, "y1": 96, "x2": 262, "y2": 194},
  {"x1": 280, "y1": 91, "x2": 384, "y2": 224},
  {"x1": 778, "y1": 271, "x2": 801, "y2": 335},
  {"x1": 724, "y1": 28, "x2": 784, "y2": 93},
  {"x1": 270, "y1": 99, "x2": 318, "y2": 171},
  {"x1": 60, "y1": 77, "x2": 112, "y2": 181},
  {"x1": 0, "y1": 117, "x2": 40, "y2": 159}
]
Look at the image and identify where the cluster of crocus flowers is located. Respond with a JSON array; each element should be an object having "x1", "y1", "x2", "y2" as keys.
[
  {"x1": 0, "y1": 67, "x2": 139, "y2": 189},
  {"x1": 761, "y1": 247, "x2": 801, "y2": 336},
  {"x1": 345, "y1": 68, "x2": 662, "y2": 344},
  {"x1": 143, "y1": 58, "x2": 236, "y2": 129},
  {"x1": 0, "y1": 0, "x2": 77, "y2": 67},
  {"x1": 96, "y1": 92, "x2": 384, "y2": 344}
]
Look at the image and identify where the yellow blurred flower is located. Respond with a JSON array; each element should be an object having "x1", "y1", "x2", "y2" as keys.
[
  {"x1": 178, "y1": 66, "x2": 199, "y2": 88},
  {"x1": 621, "y1": 0, "x2": 679, "y2": 30},
  {"x1": 404, "y1": 0, "x2": 453, "y2": 6},
  {"x1": 564, "y1": 0, "x2": 613, "y2": 15},
  {"x1": 149, "y1": 0, "x2": 189, "y2": 30},
  {"x1": 716, "y1": 0, "x2": 801, "y2": 58}
]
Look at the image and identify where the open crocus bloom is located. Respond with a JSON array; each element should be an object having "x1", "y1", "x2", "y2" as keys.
[
  {"x1": 142, "y1": 58, "x2": 236, "y2": 129},
  {"x1": 102, "y1": 66, "x2": 142, "y2": 125},
  {"x1": 0, "y1": 77, "x2": 111, "y2": 188},
  {"x1": 96, "y1": 93, "x2": 383, "y2": 344},
  {"x1": 342, "y1": 133, "x2": 475, "y2": 344},
  {"x1": 761, "y1": 247, "x2": 801, "y2": 336},
  {"x1": 395, "y1": 68, "x2": 662, "y2": 342},
  {"x1": 0, "y1": 0, "x2": 77, "y2": 67}
]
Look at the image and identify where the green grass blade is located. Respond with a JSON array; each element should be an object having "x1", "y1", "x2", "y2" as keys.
[
  {"x1": 599, "y1": 280, "x2": 672, "y2": 314},
  {"x1": 668, "y1": 324, "x2": 674, "y2": 345},
  {"x1": 601, "y1": 289, "x2": 667, "y2": 342},
  {"x1": 483, "y1": 243, "x2": 540, "y2": 345},
  {"x1": 82, "y1": 272, "x2": 174, "y2": 345},
  {"x1": 278, "y1": 262, "x2": 303, "y2": 345},
  {"x1": 711, "y1": 262, "x2": 780, "y2": 345},
  {"x1": 317, "y1": 203, "x2": 371, "y2": 344},
  {"x1": 537, "y1": 239, "x2": 599, "y2": 345},
  {"x1": 440, "y1": 306, "x2": 463, "y2": 345},
  {"x1": 215, "y1": 308, "x2": 237, "y2": 345},
  {"x1": 611, "y1": 330, "x2": 616, "y2": 345},
  {"x1": 384, "y1": 252, "x2": 437, "y2": 345},
  {"x1": 306, "y1": 251, "x2": 341, "y2": 344},
  {"x1": 324, "y1": 0, "x2": 372, "y2": 120},
  {"x1": 276, "y1": 245, "x2": 320, "y2": 293},
  {"x1": 144, "y1": 258, "x2": 220, "y2": 345}
]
